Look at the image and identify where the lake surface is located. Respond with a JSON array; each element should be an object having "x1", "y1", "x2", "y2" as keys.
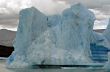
[{"x1": 0, "y1": 59, "x2": 110, "y2": 72}]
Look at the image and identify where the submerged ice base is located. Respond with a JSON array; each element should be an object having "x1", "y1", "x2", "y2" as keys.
[{"x1": 7, "y1": 3, "x2": 110, "y2": 68}]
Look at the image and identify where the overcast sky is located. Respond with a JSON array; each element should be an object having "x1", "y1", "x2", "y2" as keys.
[{"x1": 0, "y1": 0, "x2": 110, "y2": 31}]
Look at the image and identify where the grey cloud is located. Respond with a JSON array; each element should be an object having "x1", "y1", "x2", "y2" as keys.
[
  {"x1": 0, "y1": 14, "x2": 18, "y2": 20},
  {"x1": 0, "y1": 13, "x2": 19, "y2": 28},
  {"x1": 55, "y1": 0, "x2": 110, "y2": 17},
  {"x1": 0, "y1": 0, "x2": 109, "y2": 30},
  {"x1": 0, "y1": 0, "x2": 31, "y2": 30},
  {"x1": 55, "y1": 0, "x2": 110, "y2": 8}
]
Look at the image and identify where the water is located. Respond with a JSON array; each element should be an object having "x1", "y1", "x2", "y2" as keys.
[
  {"x1": 6, "y1": 69, "x2": 107, "y2": 72},
  {"x1": 0, "y1": 59, "x2": 110, "y2": 72}
]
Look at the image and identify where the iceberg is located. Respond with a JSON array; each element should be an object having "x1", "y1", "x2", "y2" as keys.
[
  {"x1": 7, "y1": 3, "x2": 96, "y2": 68},
  {"x1": 90, "y1": 30, "x2": 110, "y2": 63},
  {"x1": 103, "y1": 19, "x2": 110, "y2": 68}
]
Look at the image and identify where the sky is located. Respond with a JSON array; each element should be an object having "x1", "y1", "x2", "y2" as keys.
[{"x1": 0, "y1": 0, "x2": 110, "y2": 31}]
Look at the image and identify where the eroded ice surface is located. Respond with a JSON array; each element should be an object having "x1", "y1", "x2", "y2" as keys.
[
  {"x1": 7, "y1": 3, "x2": 96, "y2": 68},
  {"x1": 103, "y1": 19, "x2": 110, "y2": 42},
  {"x1": 91, "y1": 31, "x2": 110, "y2": 49},
  {"x1": 90, "y1": 30, "x2": 110, "y2": 63}
]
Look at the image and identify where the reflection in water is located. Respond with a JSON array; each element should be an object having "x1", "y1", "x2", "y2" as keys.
[
  {"x1": 6, "y1": 68, "x2": 108, "y2": 72},
  {"x1": 0, "y1": 59, "x2": 109, "y2": 72},
  {"x1": 2, "y1": 57, "x2": 109, "y2": 72}
]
